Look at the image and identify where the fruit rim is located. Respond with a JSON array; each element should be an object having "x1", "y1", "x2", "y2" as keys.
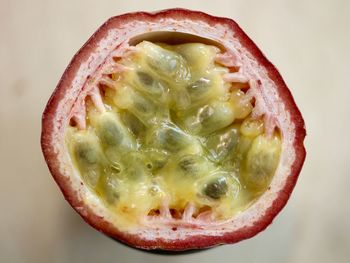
[{"x1": 41, "y1": 8, "x2": 306, "y2": 250}]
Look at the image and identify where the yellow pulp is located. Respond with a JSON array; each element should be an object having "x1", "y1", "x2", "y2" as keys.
[{"x1": 66, "y1": 41, "x2": 282, "y2": 229}]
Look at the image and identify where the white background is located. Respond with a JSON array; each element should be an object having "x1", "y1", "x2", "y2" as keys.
[{"x1": 1, "y1": 0, "x2": 349, "y2": 262}]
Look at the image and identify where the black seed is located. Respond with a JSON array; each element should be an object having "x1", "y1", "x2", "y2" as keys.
[{"x1": 203, "y1": 177, "x2": 228, "y2": 200}]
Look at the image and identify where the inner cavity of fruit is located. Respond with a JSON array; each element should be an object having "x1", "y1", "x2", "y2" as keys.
[{"x1": 66, "y1": 41, "x2": 282, "y2": 229}]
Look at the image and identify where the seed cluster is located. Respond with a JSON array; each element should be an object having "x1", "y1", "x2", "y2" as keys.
[{"x1": 66, "y1": 41, "x2": 281, "y2": 227}]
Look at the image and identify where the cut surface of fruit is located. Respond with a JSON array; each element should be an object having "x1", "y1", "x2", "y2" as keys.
[
  {"x1": 41, "y1": 9, "x2": 306, "y2": 251},
  {"x1": 66, "y1": 41, "x2": 282, "y2": 229}
]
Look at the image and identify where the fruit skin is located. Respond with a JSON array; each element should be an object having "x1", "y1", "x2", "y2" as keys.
[{"x1": 41, "y1": 8, "x2": 306, "y2": 251}]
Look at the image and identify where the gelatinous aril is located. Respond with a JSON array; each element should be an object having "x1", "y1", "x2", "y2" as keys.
[{"x1": 41, "y1": 9, "x2": 306, "y2": 251}]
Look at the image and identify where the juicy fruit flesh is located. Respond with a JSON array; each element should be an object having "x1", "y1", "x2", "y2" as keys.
[{"x1": 66, "y1": 41, "x2": 282, "y2": 230}]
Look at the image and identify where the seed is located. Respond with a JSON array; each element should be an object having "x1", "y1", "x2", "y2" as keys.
[
  {"x1": 175, "y1": 43, "x2": 219, "y2": 73},
  {"x1": 120, "y1": 111, "x2": 145, "y2": 137},
  {"x1": 199, "y1": 105, "x2": 215, "y2": 121},
  {"x1": 149, "y1": 123, "x2": 192, "y2": 153},
  {"x1": 136, "y1": 71, "x2": 167, "y2": 97},
  {"x1": 162, "y1": 128, "x2": 184, "y2": 152},
  {"x1": 72, "y1": 133, "x2": 102, "y2": 188},
  {"x1": 97, "y1": 118, "x2": 123, "y2": 147},
  {"x1": 75, "y1": 141, "x2": 99, "y2": 165},
  {"x1": 186, "y1": 78, "x2": 211, "y2": 96},
  {"x1": 122, "y1": 152, "x2": 150, "y2": 180},
  {"x1": 187, "y1": 101, "x2": 235, "y2": 135},
  {"x1": 172, "y1": 88, "x2": 191, "y2": 110},
  {"x1": 231, "y1": 89, "x2": 253, "y2": 119},
  {"x1": 102, "y1": 174, "x2": 120, "y2": 204},
  {"x1": 205, "y1": 126, "x2": 240, "y2": 162},
  {"x1": 178, "y1": 157, "x2": 196, "y2": 172},
  {"x1": 114, "y1": 86, "x2": 159, "y2": 124},
  {"x1": 240, "y1": 117, "x2": 264, "y2": 137},
  {"x1": 92, "y1": 112, "x2": 136, "y2": 166},
  {"x1": 244, "y1": 135, "x2": 281, "y2": 189},
  {"x1": 177, "y1": 154, "x2": 209, "y2": 177},
  {"x1": 137, "y1": 71, "x2": 154, "y2": 86},
  {"x1": 203, "y1": 177, "x2": 228, "y2": 200},
  {"x1": 132, "y1": 93, "x2": 159, "y2": 123},
  {"x1": 140, "y1": 41, "x2": 191, "y2": 83}
]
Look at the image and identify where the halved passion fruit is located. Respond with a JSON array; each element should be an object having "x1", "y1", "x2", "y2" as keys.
[{"x1": 41, "y1": 9, "x2": 306, "y2": 251}]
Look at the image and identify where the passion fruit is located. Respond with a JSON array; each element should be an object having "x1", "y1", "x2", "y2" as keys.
[{"x1": 41, "y1": 9, "x2": 306, "y2": 251}]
